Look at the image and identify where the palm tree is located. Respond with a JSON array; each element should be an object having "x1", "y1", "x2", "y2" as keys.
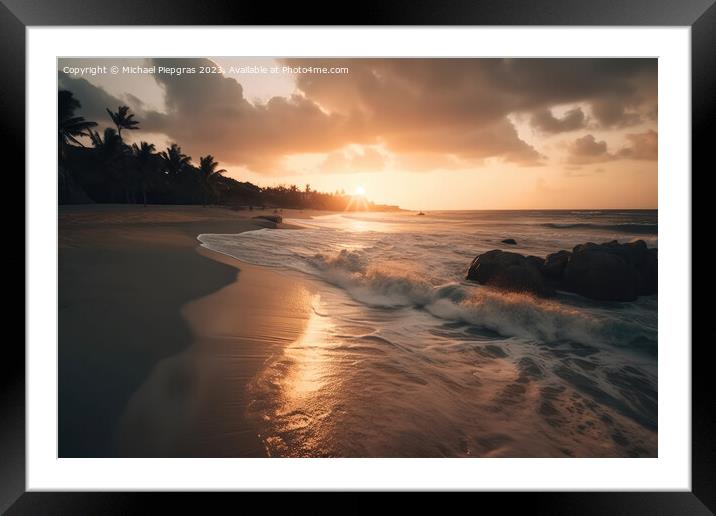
[
  {"x1": 160, "y1": 144, "x2": 192, "y2": 176},
  {"x1": 106, "y1": 105, "x2": 139, "y2": 141},
  {"x1": 132, "y1": 141, "x2": 157, "y2": 207},
  {"x1": 59, "y1": 90, "x2": 97, "y2": 148},
  {"x1": 89, "y1": 127, "x2": 126, "y2": 201},
  {"x1": 58, "y1": 90, "x2": 97, "y2": 199},
  {"x1": 105, "y1": 106, "x2": 141, "y2": 202},
  {"x1": 197, "y1": 155, "x2": 227, "y2": 206},
  {"x1": 289, "y1": 184, "x2": 300, "y2": 205},
  {"x1": 89, "y1": 127, "x2": 124, "y2": 163}
]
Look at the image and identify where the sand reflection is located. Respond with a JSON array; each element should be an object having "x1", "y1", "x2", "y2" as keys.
[
  {"x1": 248, "y1": 293, "x2": 347, "y2": 457},
  {"x1": 282, "y1": 295, "x2": 335, "y2": 398}
]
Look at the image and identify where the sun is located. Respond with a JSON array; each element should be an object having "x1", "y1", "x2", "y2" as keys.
[{"x1": 345, "y1": 185, "x2": 369, "y2": 211}]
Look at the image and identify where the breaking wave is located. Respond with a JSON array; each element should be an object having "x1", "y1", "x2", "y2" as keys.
[{"x1": 305, "y1": 249, "x2": 651, "y2": 349}]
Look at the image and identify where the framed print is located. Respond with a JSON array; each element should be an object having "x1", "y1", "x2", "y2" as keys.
[{"x1": 5, "y1": 0, "x2": 712, "y2": 512}]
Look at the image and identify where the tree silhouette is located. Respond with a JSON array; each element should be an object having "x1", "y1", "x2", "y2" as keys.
[
  {"x1": 160, "y1": 144, "x2": 191, "y2": 176},
  {"x1": 197, "y1": 155, "x2": 227, "y2": 206},
  {"x1": 132, "y1": 141, "x2": 157, "y2": 206},
  {"x1": 58, "y1": 90, "x2": 97, "y2": 200},
  {"x1": 106, "y1": 105, "x2": 139, "y2": 141},
  {"x1": 89, "y1": 128, "x2": 124, "y2": 165},
  {"x1": 89, "y1": 128, "x2": 127, "y2": 201},
  {"x1": 105, "y1": 106, "x2": 142, "y2": 202},
  {"x1": 59, "y1": 90, "x2": 97, "y2": 148}
]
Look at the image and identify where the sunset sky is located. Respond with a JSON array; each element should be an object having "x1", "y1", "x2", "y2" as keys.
[{"x1": 58, "y1": 58, "x2": 657, "y2": 210}]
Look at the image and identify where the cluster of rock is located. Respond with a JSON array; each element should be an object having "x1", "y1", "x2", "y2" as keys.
[{"x1": 466, "y1": 240, "x2": 657, "y2": 302}]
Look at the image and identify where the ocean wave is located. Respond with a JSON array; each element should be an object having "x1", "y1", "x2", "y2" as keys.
[
  {"x1": 428, "y1": 292, "x2": 615, "y2": 347},
  {"x1": 305, "y1": 249, "x2": 648, "y2": 348},
  {"x1": 541, "y1": 222, "x2": 657, "y2": 235}
]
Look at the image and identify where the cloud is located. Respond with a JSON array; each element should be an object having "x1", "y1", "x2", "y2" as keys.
[
  {"x1": 136, "y1": 58, "x2": 364, "y2": 172},
  {"x1": 566, "y1": 129, "x2": 658, "y2": 165},
  {"x1": 384, "y1": 118, "x2": 544, "y2": 166},
  {"x1": 58, "y1": 57, "x2": 657, "y2": 175},
  {"x1": 616, "y1": 130, "x2": 658, "y2": 160},
  {"x1": 286, "y1": 58, "x2": 656, "y2": 129},
  {"x1": 393, "y1": 152, "x2": 465, "y2": 172},
  {"x1": 530, "y1": 107, "x2": 587, "y2": 133},
  {"x1": 141, "y1": 58, "x2": 553, "y2": 169},
  {"x1": 574, "y1": 135, "x2": 608, "y2": 156},
  {"x1": 564, "y1": 165, "x2": 607, "y2": 178},
  {"x1": 590, "y1": 97, "x2": 642, "y2": 127},
  {"x1": 285, "y1": 58, "x2": 654, "y2": 167},
  {"x1": 320, "y1": 146, "x2": 388, "y2": 173},
  {"x1": 123, "y1": 93, "x2": 148, "y2": 111},
  {"x1": 567, "y1": 134, "x2": 612, "y2": 164}
]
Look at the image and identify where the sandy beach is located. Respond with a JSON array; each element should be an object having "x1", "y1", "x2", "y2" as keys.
[{"x1": 59, "y1": 204, "x2": 316, "y2": 457}]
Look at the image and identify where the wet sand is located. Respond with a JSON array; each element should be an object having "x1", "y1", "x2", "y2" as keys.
[{"x1": 59, "y1": 204, "x2": 315, "y2": 457}]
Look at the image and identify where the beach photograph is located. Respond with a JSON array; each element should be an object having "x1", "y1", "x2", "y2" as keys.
[{"x1": 58, "y1": 57, "x2": 657, "y2": 458}]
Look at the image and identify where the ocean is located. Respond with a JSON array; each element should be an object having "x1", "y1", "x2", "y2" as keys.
[{"x1": 198, "y1": 209, "x2": 658, "y2": 457}]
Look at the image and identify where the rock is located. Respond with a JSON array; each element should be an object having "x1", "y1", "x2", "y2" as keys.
[
  {"x1": 466, "y1": 240, "x2": 657, "y2": 302},
  {"x1": 466, "y1": 250, "x2": 551, "y2": 296},
  {"x1": 525, "y1": 255, "x2": 546, "y2": 271},
  {"x1": 496, "y1": 265, "x2": 549, "y2": 296},
  {"x1": 563, "y1": 247, "x2": 636, "y2": 301},
  {"x1": 562, "y1": 240, "x2": 656, "y2": 301},
  {"x1": 639, "y1": 248, "x2": 658, "y2": 295},
  {"x1": 501, "y1": 238, "x2": 517, "y2": 245},
  {"x1": 467, "y1": 250, "x2": 524, "y2": 283},
  {"x1": 253, "y1": 215, "x2": 282, "y2": 223},
  {"x1": 542, "y1": 250, "x2": 571, "y2": 279}
]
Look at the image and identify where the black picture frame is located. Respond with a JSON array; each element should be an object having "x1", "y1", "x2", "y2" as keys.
[{"x1": 4, "y1": 0, "x2": 711, "y2": 512}]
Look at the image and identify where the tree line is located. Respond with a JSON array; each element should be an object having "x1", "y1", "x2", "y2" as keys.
[{"x1": 58, "y1": 90, "x2": 399, "y2": 212}]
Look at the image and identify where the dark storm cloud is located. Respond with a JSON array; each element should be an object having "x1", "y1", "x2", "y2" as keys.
[
  {"x1": 590, "y1": 97, "x2": 642, "y2": 127},
  {"x1": 285, "y1": 58, "x2": 656, "y2": 130},
  {"x1": 530, "y1": 107, "x2": 587, "y2": 134}
]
